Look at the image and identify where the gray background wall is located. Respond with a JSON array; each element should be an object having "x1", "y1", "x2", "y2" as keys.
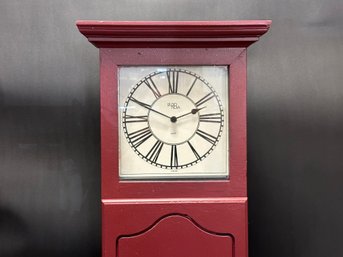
[{"x1": 1, "y1": 1, "x2": 342, "y2": 257}]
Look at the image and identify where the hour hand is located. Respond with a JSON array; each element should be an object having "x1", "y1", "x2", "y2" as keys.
[{"x1": 176, "y1": 106, "x2": 206, "y2": 119}]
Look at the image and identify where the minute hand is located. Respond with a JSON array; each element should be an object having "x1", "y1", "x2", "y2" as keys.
[
  {"x1": 131, "y1": 98, "x2": 171, "y2": 119},
  {"x1": 176, "y1": 106, "x2": 206, "y2": 119}
]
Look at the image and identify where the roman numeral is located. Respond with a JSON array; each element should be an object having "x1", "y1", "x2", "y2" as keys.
[
  {"x1": 166, "y1": 70, "x2": 179, "y2": 93},
  {"x1": 146, "y1": 140, "x2": 164, "y2": 163},
  {"x1": 195, "y1": 92, "x2": 215, "y2": 107},
  {"x1": 130, "y1": 97, "x2": 151, "y2": 109},
  {"x1": 196, "y1": 129, "x2": 217, "y2": 144},
  {"x1": 128, "y1": 127, "x2": 152, "y2": 148},
  {"x1": 170, "y1": 145, "x2": 178, "y2": 168},
  {"x1": 186, "y1": 77, "x2": 198, "y2": 96},
  {"x1": 123, "y1": 115, "x2": 148, "y2": 123},
  {"x1": 187, "y1": 141, "x2": 201, "y2": 160},
  {"x1": 144, "y1": 77, "x2": 161, "y2": 98},
  {"x1": 199, "y1": 113, "x2": 222, "y2": 123}
]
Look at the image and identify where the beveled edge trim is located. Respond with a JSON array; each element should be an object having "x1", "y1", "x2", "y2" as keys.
[
  {"x1": 76, "y1": 20, "x2": 271, "y2": 48},
  {"x1": 102, "y1": 197, "x2": 248, "y2": 205}
]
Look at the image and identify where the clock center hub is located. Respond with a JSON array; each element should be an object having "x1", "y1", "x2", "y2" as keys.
[{"x1": 148, "y1": 94, "x2": 199, "y2": 145}]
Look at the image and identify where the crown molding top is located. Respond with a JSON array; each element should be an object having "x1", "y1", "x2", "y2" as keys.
[{"x1": 76, "y1": 20, "x2": 271, "y2": 48}]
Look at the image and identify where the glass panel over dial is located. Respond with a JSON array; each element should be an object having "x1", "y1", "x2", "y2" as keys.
[{"x1": 118, "y1": 66, "x2": 229, "y2": 180}]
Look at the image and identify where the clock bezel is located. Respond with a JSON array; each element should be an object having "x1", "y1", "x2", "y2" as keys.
[{"x1": 100, "y1": 47, "x2": 247, "y2": 199}]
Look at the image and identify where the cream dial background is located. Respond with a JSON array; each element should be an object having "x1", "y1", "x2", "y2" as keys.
[{"x1": 119, "y1": 66, "x2": 229, "y2": 180}]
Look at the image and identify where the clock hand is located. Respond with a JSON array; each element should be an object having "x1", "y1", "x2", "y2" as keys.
[
  {"x1": 175, "y1": 106, "x2": 207, "y2": 119},
  {"x1": 131, "y1": 98, "x2": 171, "y2": 119}
]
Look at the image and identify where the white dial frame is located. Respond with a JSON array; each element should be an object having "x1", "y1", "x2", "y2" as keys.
[{"x1": 118, "y1": 66, "x2": 229, "y2": 180}]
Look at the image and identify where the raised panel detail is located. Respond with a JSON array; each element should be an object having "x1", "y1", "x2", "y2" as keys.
[{"x1": 117, "y1": 214, "x2": 233, "y2": 257}]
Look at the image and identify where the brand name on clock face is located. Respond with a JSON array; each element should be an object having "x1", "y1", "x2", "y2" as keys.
[{"x1": 167, "y1": 102, "x2": 181, "y2": 109}]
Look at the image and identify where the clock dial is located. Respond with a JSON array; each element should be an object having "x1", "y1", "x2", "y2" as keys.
[
  {"x1": 119, "y1": 66, "x2": 228, "y2": 179},
  {"x1": 122, "y1": 68, "x2": 224, "y2": 170}
]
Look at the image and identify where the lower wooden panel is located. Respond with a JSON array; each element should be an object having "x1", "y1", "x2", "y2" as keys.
[
  {"x1": 118, "y1": 214, "x2": 233, "y2": 257},
  {"x1": 102, "y1": 198, "x2": 248, "y2": 257}
]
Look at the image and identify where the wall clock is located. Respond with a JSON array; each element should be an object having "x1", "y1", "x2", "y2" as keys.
[{"x1": 77, "y1": 20, "x2": 271, "y2": 257}]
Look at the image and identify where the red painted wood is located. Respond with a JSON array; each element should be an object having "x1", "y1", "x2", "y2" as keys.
[
  {"x1": 76, "y1": 20, "x2": 271, "y2": 48},
  {"x1": 118, "y1": 215, "x2": 233, "y2": 257},
  {"x1": 99, "y1": 47, "x2": 247, "y2": 199},
  {"x1": 100, "y1": 48, "x2": 247, "y2": 199},
  {"x1": 103, "y1": 198, "x2": 247, "y2": 257},
  {"x1": 76, "y1": 20, "x2": 271, "y2": 257}
]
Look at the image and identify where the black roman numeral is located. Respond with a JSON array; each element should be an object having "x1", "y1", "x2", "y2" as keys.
[
  {"x1": 146, "y1": 140, "x2": 164, "y2": 163},
  {"x1": 170, "y1": 145, "x2": 178, "y2": 168},
  {"x1": 128, "y1": 127, "x2": 152, "y2": 148},
  {"x1": 196, "y1": 129, "x2": 217, "y2": 144},
  {"x1": 166, "y1": 70, "x2": 179, "y2": 93},
  {"x1": 144, "y1": 77, "x2": 161, "y2": 98},
  {"x1": 195, "y1": 92, "x2": 215, "y2": 107},
  {"x1": 186, "y1": 77, "x2": 198, "y2": 96},
  {"x1": 123, "y1": 115, "x2": 148, "y2": 123},
  {"x1": 199, "y1": 113, "x2": 222, "y2": 123},
  {"x1": 187, "y1": 141, "x2": 201, "y2": 160}
]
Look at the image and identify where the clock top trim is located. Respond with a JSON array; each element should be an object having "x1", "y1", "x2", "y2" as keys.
[{"x1": 76, "y1": 20, "x2": 271, "y2": 48}]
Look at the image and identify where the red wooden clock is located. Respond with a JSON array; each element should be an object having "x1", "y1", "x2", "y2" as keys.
[{"x1": 77, "y1": 20, "x2": 271, "y2": 257}]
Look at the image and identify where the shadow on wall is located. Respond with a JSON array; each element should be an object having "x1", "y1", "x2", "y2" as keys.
[{"x1": 0, "y1": 206, "x2": 29, "y2": 257}]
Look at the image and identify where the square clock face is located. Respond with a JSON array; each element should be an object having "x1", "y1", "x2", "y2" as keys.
[{"x1": 118, "y1": 66, "x2": 229, "y2": 180}]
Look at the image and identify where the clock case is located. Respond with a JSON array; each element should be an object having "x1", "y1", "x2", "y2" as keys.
[{"x1": 77, "y1": 21, "x2": 271, "y2": 257}]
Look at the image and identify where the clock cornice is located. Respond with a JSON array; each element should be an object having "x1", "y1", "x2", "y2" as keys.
[{"x1": 76, "y1": 20, "x2": 271, "y2": 48}]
